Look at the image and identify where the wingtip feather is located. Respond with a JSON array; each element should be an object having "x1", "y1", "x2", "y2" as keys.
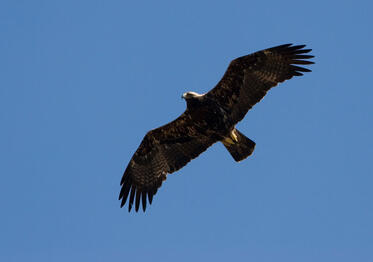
[
  {"x1": 142, "y1": 192, "x2": 147, "y2": 212},
  {"x1": 128, "y1": 186, "x2": 136, "y2": 212},
  {"x1": 135, "y1": 190, "x2": 141, "y2": 212}
]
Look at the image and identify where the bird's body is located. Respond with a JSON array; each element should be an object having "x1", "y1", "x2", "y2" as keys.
[
  {"x1": 182, "y1": 92, "x2": 234, "y2": 141},
  {"x1": 119, "y1": 44, "x2": 314, "y2": 212}
]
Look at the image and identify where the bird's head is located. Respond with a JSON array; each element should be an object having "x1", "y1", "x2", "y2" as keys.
[
  {"x1": 182, "y1": 91, "x2": 204, "y2": 109},
  {"x1": 181, "y1": 91, "x2": 203, "y2": 100}
]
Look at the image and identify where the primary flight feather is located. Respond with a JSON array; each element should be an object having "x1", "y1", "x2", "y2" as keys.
[{"x1": 119, "y1": 43, "x2": 314, "y2": 212}]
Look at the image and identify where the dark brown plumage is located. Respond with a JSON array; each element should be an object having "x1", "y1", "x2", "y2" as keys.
[{"x1": 119, "y1": 43, "x2": 314, "y2": 212}]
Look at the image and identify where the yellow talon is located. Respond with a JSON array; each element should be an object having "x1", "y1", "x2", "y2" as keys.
[
  {"x1": 223, "y1": 137, "x2": 235, "y2": 145},
  {"x1": 230, "y1": 130, "x2": 238, "y2": 142}
]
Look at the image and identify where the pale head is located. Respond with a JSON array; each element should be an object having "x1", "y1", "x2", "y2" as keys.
[{"x1": 181, "y1": 91, "x2": 204, "y2": 100}]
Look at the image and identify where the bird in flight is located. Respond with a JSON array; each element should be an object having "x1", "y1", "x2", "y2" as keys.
[{"x1": 119, "y1": 43, "x2": 314, "y2": 212}]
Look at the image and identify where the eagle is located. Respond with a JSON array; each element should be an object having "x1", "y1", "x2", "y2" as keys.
[{"x1": 119, "y1": 43, "x2": 314, "y2": 212}]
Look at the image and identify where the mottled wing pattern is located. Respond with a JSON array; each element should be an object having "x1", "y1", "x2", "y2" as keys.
[
  {"x1": 206, "y1": 44, "x2": 314, "y2": 124},
  {"x1": 119, "y1": 113, "x2": 216, "y2": 212}
]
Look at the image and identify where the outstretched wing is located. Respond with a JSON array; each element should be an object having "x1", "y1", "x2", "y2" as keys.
[
  {"x1": 119, "y1": 112, "x2": 216, "y2": 212},
  {"x1": 206, "y1": 44, "x2": 314, "y2": 124}
]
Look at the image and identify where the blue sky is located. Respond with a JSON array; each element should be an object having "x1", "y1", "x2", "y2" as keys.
[{"x1": 1, "y1": 0, "x2": 372, "y2": 261}]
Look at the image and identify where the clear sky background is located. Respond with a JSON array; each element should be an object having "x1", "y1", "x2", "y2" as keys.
[{"x1": 1, "y1": 1, "x2": 372, "y2": 261}]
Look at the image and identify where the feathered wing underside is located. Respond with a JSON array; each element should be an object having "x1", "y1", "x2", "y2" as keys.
[
  {"x1": 206, "y1": 44, "x2": 314, "y2": 124},
  {"x1": 119, "y1": 113, "x2": 216, "y2": 212}
]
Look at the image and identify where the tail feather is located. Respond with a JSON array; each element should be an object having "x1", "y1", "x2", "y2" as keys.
[{"x1": 223, "y1": 129, "x2": 255, "y2": 162}]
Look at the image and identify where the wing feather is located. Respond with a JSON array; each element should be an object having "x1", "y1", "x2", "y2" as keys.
[
  {"x1": 119, "y1": 113, "x2": 216, "y2": 212},
  {"x1": 206, "y1": 44, "x2": 314, "y2": 124},
  {"x1": 142, "y1": 192, "x2": 147, "y2": 212},
  {"x1": 128, "y1": 186, "x2": 136, "y2": 212},
  {"x1": 135, "y1": 190, "x2": 141, "y2": 212}
]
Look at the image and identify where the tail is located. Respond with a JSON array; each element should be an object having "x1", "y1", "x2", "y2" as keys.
[{"x1": 222, "y1": 129, "x2": 256, "y2": 162}]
